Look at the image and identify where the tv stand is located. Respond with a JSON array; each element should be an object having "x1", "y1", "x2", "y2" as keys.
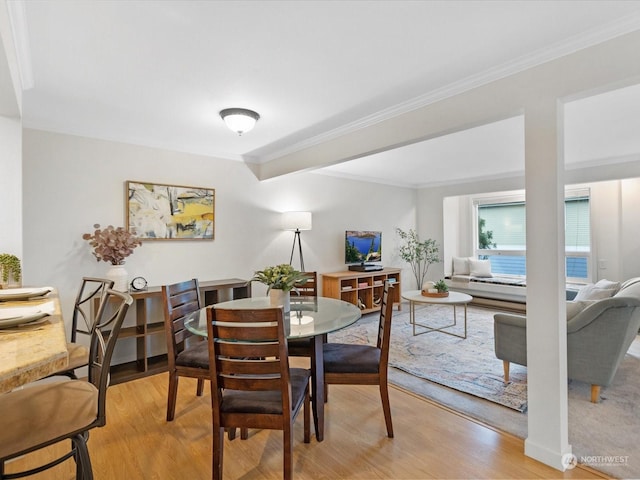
[
  {"x1": 348, "y1": 263, "x2": 383, "y2": 272},
  {"x1": 322, "y1": 268, "x2": 401, "y2": 314}
]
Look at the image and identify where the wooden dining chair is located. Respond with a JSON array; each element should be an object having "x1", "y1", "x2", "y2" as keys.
[
  {"x1": 323, "y1": 281, "x2": 395, "y2": 437},
  {"x1": 287, "y1": 271, "x2": 321, "y2": 357},
  {"x1": 50, "y1": 277, "x2": 114, "y2": 379},
  {"x1": 162, "y1": 278, "x2": 210, "y2": 421},
  {"x1": 293, "y1": 271, "x2": 317, "y2": 297},
  {"x1": 207, "y1": 306, "x2": 311, "y2": 480},
  {"x1": 0, "y1": 289, "x2": 132, "y2": 479}
]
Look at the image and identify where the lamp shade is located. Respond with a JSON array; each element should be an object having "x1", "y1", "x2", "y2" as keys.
[
  {"x1": 282, "y1": 211, "x2": 312, "y2": 231},
  {"x1": 220, "y1": 108, "x2": 260, "y2": 135}
]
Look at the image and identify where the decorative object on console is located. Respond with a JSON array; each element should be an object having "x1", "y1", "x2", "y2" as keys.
[
  {"x1": 282, "y1": 211, "x2": 312, "y2": 271},
  {"x1": 130, "y1": 276, "x2": 148, "y2": 292},
  {"x1": 396, "y1": 228, "x2": 440, "y2": 289},
  {"x1": 0, "y1": 253, "x2": 21, "y2": 288},
  {"x1": 83, "y1": 224, "x2": 142, "y2": 292},
  {"x1": 219, "y1": 107, "x2": 260, "y2": 135},
  {"x1": 127, "y1": 181, "x2": 215, "y2": 240}
]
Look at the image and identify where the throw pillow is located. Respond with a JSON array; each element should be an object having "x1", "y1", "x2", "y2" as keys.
[
  {"x1": 469, "y1": 259, "x2": 492, "y2": 278},
  {"x1": 594, "y1": 279, "x2": 621, "y2": 293},
  {"x1": 574, "y1": 282, "x2": 618, "y2": 301},
  {"x1": 452, "y1": 256, "x2": 470, "y2": 276}
]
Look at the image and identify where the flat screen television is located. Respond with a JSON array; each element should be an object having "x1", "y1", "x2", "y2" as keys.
[{"x1": 345, "y1": 230, "x2": 382, "y2": 265}]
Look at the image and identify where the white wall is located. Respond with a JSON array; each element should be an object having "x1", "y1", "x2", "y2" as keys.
[
  {"x1": 0, "y1": 115, "x2": 21, "y2": 257},
  {"x1": 21, "y1": 128, "x2": 416, "y2": 333}
]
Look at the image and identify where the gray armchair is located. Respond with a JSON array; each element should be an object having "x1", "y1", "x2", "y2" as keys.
[{"x1": 494, "y1": 278, "x2": 640, "y2": 403}]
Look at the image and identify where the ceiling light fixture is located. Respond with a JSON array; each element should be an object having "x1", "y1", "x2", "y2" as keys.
[{"x1": 220, "y1": 108, "x2": 260, "y2": 135}]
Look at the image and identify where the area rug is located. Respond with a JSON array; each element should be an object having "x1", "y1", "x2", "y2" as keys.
[
  {"x1": 329, "y1": 303, "x2": 529, "y2": 412},
  {"x1": 329, "y1": 304, "x2": 640, "y2": 480}
]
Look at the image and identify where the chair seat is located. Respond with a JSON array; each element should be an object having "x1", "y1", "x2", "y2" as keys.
[
  {"x1": 323, "y1": 343, "x2": 381, "y2": 374},
  {"x1": 221, "y1": 368, "x2": 311, "y2": 414},
  {"x1": 0, "y1": 379, "x2": 98, "y2": 459},
  {"x1": 175, "y1": 340, "x2": 209, "y2": 369}
]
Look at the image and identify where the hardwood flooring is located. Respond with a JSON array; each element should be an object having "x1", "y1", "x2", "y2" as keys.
[{"x1": 5, "y1": 369, "x2": 606, "y2": 479}]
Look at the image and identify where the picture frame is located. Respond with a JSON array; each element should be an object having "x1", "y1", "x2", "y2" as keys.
[{"x1": 126, "y1": 181, "x2": 215, "y2": 240}]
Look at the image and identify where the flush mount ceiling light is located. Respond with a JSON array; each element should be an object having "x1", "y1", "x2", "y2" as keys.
[{"x1": 219, "y1": 108, "x2": 260, "y2": 135}]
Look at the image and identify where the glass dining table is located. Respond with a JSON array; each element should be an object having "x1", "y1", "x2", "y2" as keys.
[{"x1": 184, "y1": 295, "x2": 362, "y2": 442}]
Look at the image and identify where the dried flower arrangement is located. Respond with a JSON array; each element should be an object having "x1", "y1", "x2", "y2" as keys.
[{"x1": 82, "y1": 224, "x2": 142, "y2": 266}]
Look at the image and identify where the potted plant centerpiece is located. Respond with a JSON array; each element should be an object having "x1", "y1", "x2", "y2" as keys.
[
  {"x1": 0, "y1": 253, "x2": 21, "y2": 289},
  {"x1": 82, "y1": 224, "x2": 142, "y2": 291},
  {"x1": 250, "y1": 264, "x2": 308, "y2": 312}
]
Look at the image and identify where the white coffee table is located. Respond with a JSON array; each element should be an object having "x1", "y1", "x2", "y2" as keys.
[{"x1": 402, "y1": 290, "x2": 473, "y2": 338}]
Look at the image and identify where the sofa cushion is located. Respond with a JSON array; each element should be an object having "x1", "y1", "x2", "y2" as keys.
[
  {"x1": 469, "y1": 259, "x2": 492, "y2": 278},
  {"x1": 574, "y1": 281, "x2": 619, "y2": 301},
  {"x1": 566, "y1": 300, "x2": 596, "y2": 320},
  {"x1": 452, "y1": 257, "x2": 470, "y2": 276}
]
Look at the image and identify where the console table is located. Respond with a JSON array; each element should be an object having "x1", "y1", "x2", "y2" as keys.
[
  {"x1": 322, "y1": 268, "x2": 401, "y2": 314},
  {"x1": 107, "y1": 278, "x2": 250, "y2": 384}
]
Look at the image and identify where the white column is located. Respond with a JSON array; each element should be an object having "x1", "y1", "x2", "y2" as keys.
[{"x1": 523, "y1": 99, "x2": 571, "y2": 469}]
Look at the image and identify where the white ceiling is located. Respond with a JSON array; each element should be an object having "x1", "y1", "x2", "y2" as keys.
[{"x1": 8, "y1": 0, "x2": 640, "y2": 187}]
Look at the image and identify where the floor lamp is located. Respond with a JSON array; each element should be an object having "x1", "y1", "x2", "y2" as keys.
[{"x1": 282, "y1": 211, "x2": 312, "y2": 271}]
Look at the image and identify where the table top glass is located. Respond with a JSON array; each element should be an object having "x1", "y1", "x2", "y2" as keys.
[{"x1": 184, "y1": 296, "x2": 362, "y2": 339}]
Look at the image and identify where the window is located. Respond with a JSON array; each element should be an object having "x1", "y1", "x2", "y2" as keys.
[{"x1": 474, "y1": 189, "x2": 591, "y2": 282}]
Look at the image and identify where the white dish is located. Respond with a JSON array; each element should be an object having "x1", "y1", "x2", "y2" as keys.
[
  {"x1": 0, "y1": 287, "x2": 53, "y2": 301},
  {"x1": 0, "y1": 308, "x2": 50, "y2": 328}
]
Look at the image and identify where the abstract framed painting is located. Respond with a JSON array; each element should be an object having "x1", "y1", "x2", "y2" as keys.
[{"x1": 126, "y1": 181, "x2": 215, "y2": 240}]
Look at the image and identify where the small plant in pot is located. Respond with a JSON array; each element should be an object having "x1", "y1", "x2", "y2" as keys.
[
  {"x1": 0, "y1": 253, "x2": 21, "y2": 288},
  {"x1": 434, "y1": 279, "x2": 449, "y2": 294}
]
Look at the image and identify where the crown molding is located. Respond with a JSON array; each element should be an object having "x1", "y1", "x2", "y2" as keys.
[
  {"x1": 260, "y1": 14, "x2": 640, "y2": 165},
  {"x1": 6, "y1": 0, "x2": 33, "y2": 90}
]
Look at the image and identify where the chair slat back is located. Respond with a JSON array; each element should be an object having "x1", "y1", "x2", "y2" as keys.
[
  {"x1": 89, "y1": 289, "x2": 133, "y2": 426},
  {"x1": 71, "y1": 277, "x2": 114, "y2": 342},
  {"x1": 377, "y1": 282, "x2": 395, "y2": 366},
  {"x1": 162, "y1": 279, "x2": 202, "y2": 363},
  {"x1": 294, "y1": 271, "x2": 317, "y2": 297},
  {"x1": 207, "y1": 307, "x2": 291, "y2": 395}
]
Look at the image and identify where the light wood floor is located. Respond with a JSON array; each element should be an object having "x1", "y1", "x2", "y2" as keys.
[{"x1": 5, "y1": 369, "x2": 607, "y2": 480}]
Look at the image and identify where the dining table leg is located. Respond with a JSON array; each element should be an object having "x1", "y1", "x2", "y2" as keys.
[{"x1": 310, "y1": 334, "x2": 325, "y2": 442}]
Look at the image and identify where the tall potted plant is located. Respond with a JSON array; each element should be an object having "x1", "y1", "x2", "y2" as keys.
[
  {"x1": 396, "y1": 228, "x2": 440, "y2": 289},
  {"x1": 83, "y1": 224, "x2": 142, "y2": 291}
]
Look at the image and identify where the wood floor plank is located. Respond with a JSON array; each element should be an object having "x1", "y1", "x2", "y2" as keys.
[{"x1": 5, "y1": 371, "x2": 606, "y2": 479}]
